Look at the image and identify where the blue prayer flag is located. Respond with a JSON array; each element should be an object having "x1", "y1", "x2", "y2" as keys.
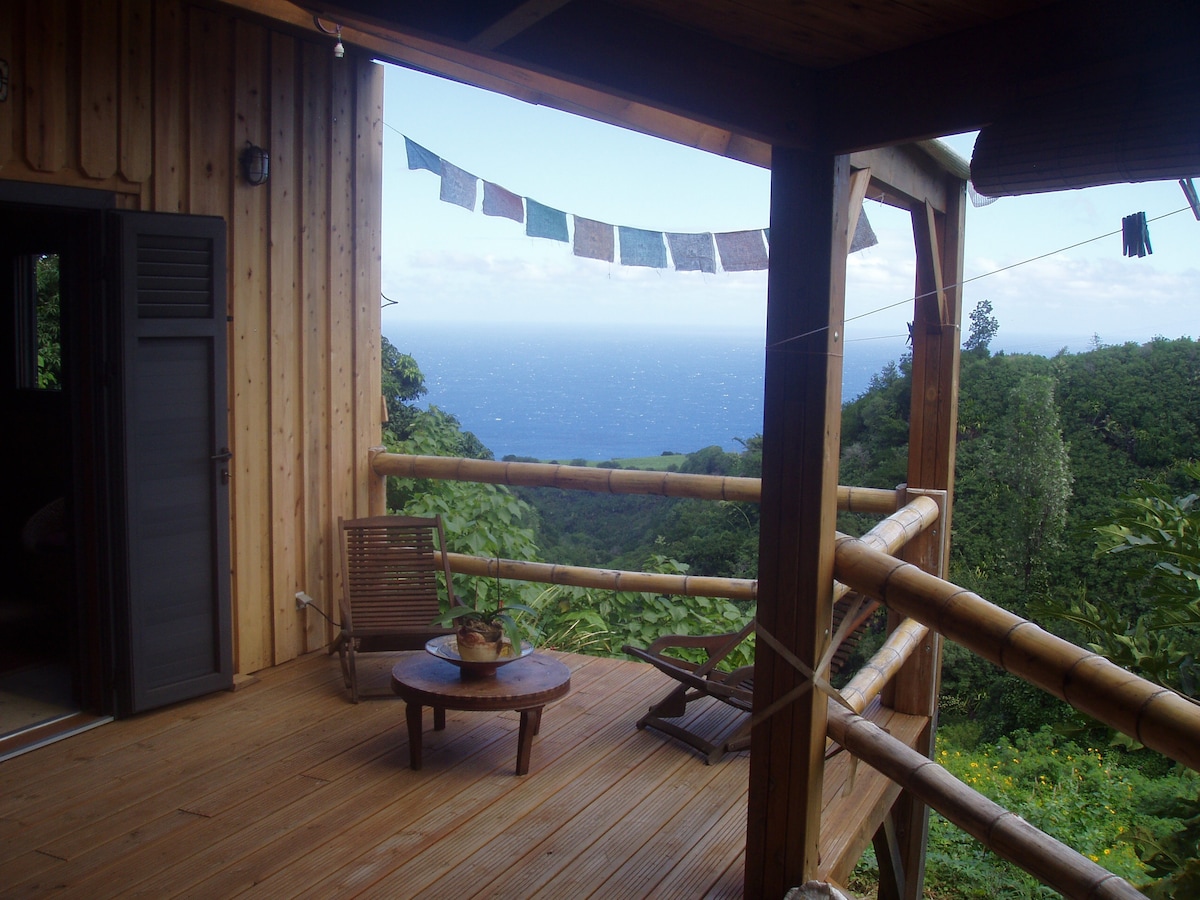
[
  {"x1": 526, "y1": 199, "x2": 569, "y2": 242},
  {"x1": 404, "y1": 137, "x2": 441, "y2": 174},
  {"x1": 619, "y1": 226, "x2": 667, "y2": 268}
]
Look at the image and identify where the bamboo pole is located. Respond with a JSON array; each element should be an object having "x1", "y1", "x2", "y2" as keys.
[
  {"x1": 834, "y1": 536, "x2": 1200, "y2": 773},
  {"x1": 857, "y1": 494, "x2": 941, "y2": 556},
  {"x1": 372, "y1": 452, "x2": 901, "y2": 513},
  {"x1": 435, "y1": 495, "x2": 941, "y2": 605},
  {"x1": 440, "y1": 552, "x2": 759, "y2": 601},
  {"x1": 839, "y1": 617, "x2": 929, "y2": 713},
  {"x1": 825, "y1": 703, "x2": 1145, "y2": 900}
]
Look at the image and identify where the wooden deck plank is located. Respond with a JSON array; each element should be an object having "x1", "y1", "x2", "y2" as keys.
[
  {"x1": 645, "y1": 791, "x2": 749, "y2": 899},
  {"x1": 0, "y1": 669, "x2": 340, "y2": 867},
  {"x1": 154, "y1": 722, "x2": 502, "y2": 898},
  {"x1": 213, "y1": 655, "x2": 645, "y2": 898},
  {"x1": 0, "y1": 650, "x2": 929, "y2": 899},
  {"x1": 575, "y1": 751, "x2": 749, "y2": 899},
  {"x1": 291, "y1": 661, "x2": 667, "y2": 898},
  {"x1": 423, "y1": 728, "x2": 714, "y2": 898},
  {"x1": 124, "y1": 713, "x2": 517, "y2": 898},
  {"x1": 0, "y1": 649, "x2": 322, "y2": 817},
  {"x1": 2, "y1": 660, "x2": 385, "y2": 893}
]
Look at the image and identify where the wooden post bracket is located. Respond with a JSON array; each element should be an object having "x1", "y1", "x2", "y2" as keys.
[{"x1": 912, "y1": 199, "x2": 946, "y2": 327}]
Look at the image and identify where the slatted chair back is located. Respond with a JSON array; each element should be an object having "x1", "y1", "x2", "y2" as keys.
[{"x1": 334, "y1": 514, "x2": 457, "y2": 701}]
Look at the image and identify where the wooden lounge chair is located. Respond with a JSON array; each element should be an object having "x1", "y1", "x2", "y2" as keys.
[
  {"x1": 332, "y1": 514, "x2": 460, "y2": 702},
  {"x1": 623, "y1": 594, "x2": 879, "y2": 763}
]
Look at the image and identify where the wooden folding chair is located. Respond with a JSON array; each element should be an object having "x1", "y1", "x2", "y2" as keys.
[
  {"x1": 623, "y1": 594, "x2": 880, "y2": 762},
  {"x1": 332, "y1": 514, "x2": 459, "y2": 702},
  {"x1": 623, "y1": 619, "x2": 757, "y2": 763}
]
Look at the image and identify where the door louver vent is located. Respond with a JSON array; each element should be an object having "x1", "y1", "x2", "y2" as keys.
[{"x1": 136, "y1": 234, "x2": 214, "y2": 318}]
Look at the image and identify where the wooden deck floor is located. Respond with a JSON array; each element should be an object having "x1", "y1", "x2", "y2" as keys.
[{"x1": 0, "y1": 650, "x2": 926, "y2": 898}]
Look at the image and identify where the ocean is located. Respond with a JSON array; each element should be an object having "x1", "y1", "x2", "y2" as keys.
[{"x1": 389, "y1": 324, "x2": 909, "y2": 461}]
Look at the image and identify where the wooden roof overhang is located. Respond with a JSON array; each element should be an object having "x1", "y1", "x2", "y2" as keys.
[{"x1": 273, "y1": 0, "x2": 1200, "y2": 191}]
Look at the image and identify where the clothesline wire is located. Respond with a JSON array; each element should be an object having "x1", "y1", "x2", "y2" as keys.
[
  {"x1": 770, "y1": 204, "x2": 1192, "y2": 350},
  {"x1": 845, "y1": 333, "x2": 908, "y2": 344}
]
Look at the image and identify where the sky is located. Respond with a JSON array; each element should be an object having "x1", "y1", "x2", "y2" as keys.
[{"x1": 379, "y1": 63, "x2": 1199, "y2": 357}]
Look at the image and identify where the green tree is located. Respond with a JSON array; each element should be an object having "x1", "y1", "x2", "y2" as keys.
[
  {"x1": 35, "y1": 254, "x2": 62, "y2": 389},
  {"x1": 380, "y1": 335, "x2": 426, "y2": 440},
  {"x1": 963, "y1": 298, "x2": 999, "y2": 357},
  {"x1": 680, "y1": 445, "x2": 739, "y2": 476},
  {"x1": 1034, "y1": 462, "x2": 1200, "y2": 896},
  {"x1": 839, "y1": 356, "x2": 912, "y2": 495},
  {"x1": 993, "y1": 373, "x2": 1073, "y2": 592},
  {"x1": 1041, "y1": 461, "x2": 1200, "y2": 699}
]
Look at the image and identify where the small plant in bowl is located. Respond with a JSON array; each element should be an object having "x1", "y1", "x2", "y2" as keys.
[{"x1": 431, "y1": 595, "x2": 536, "y2": 663}]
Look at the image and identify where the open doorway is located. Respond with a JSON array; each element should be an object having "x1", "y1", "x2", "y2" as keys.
[{"x1": 0, "y1": 204, "x2": 96, "y2": 754}]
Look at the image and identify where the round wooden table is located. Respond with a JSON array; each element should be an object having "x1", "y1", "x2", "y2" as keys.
[{"x1": 391, "y1": 653, "x2": 571, "y2": 776}]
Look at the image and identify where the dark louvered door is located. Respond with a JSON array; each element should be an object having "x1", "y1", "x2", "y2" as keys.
[{"x1": 113, "y1": 211, "x2": 232, "y2": 713}]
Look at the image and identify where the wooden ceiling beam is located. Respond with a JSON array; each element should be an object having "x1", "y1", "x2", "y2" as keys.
[
  {"x1": 227, "y1": 0, "x2": 772, "y2": 167},
  {"x1": 304, "y1": 0, "x2": 822, "y2": 150},
  {"x1": 850, "y1": 144, "x2": 958, "y2": 213},
  {"x1": 819, "y1": 0, "x2": 1200, "y2": 152},
  {"x1": 496, "y1": 0, "x2": 822, "y2": 148},
  {"x1": 466, "y1": 0, "x2": 573, "y2": 51}
]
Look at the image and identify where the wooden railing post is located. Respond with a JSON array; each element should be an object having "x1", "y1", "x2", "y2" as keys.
[{"x1": 885, "y1": 172, "x2": 966, "y2": 900}]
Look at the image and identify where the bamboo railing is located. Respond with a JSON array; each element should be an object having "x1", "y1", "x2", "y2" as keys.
[
  {"x1": 435, "y1": 494, "x2": 941, "y2": 605},
  {"x1": 373, "y1": 452, "x2": 900, "y2": 513},
  {"x1": 440, "y1": 552, "x2": 757, "y2": 601},
  {"x1": 825, "y1": 703, "x2": 1145, "y2": 900},
  {"x1": 375, "y1": 452, "x2": 1199, "y2": 895},
  {"x1": 834, "y1": 535, "x2": 1200, "y2": 774}
]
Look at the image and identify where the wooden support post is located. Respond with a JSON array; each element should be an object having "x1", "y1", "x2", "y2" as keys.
[
  {"x1": 886, "y1": 175, "x2": 966, "y2": 900},
  {"x1": 367, "y1": 445, "x2": 387, "y2": 516},
  {"x1": 745, "y1": 147, "x2": 850, "y2": 897},
  {"x1": 873, "y1": 815, "x2": 907, "y2": 900}
]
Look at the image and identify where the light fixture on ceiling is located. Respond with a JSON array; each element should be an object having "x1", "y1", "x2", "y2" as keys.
[
  {"x1": 314, "y1": 16, "x2": 345, "y2": 58},
  {"x1": 240, "y1": 141, "x2": 269, "y2": 186}
]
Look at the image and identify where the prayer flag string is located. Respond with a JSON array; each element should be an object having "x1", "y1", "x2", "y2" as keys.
[{"x1": 401, "y1": 135, "x2": 878, "y2": 273}]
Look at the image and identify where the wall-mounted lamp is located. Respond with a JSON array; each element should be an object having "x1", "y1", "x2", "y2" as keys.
[
  {"x1": 314, "y1": 16, "x2": 345, "y2": 58},
  {"x1": 240, "y1": 141, "x2": 269, "y2": 186}
]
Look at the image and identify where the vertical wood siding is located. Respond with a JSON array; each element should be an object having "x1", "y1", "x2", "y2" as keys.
[{"x1": 0, "y1": 0, "x2": 384, "y2": 673}]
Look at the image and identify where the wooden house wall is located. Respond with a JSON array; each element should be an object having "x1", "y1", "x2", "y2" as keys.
[{"x1": 0, "y1": 0, "x2": 384, "y2": 674}]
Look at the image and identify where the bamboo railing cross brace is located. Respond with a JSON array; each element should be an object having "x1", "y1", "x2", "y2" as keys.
[
  {"x1": 752, "y1": 623, "x2": 856, "y2": 729},
  {"x1": 750, "y1": 623, "x2": 862, "y2": 788}
]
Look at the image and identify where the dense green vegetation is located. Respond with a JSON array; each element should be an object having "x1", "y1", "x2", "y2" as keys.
[{"x1": 381, "y1": 328, "x2": 1200, "y2": 897}]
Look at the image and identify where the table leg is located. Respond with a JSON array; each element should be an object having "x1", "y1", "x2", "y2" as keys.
[
  {"x1": 434, "y1": 706, "x2": 445, "y2": 730},
  {"x1": 406, "y1": 702, "x2": 423, "y2": 770},
  {"x1": 516, "y1": 706, "x2": 544, "y2": 776}
]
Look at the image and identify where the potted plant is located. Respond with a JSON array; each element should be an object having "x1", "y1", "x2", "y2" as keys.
[{"x1": 431, "y1": 595, "x2": 536, "y2": 663}]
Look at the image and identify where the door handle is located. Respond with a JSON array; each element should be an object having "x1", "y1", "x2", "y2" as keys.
[{"x1": 212, "y1": 447, "x2": 233, "y2": 484}]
